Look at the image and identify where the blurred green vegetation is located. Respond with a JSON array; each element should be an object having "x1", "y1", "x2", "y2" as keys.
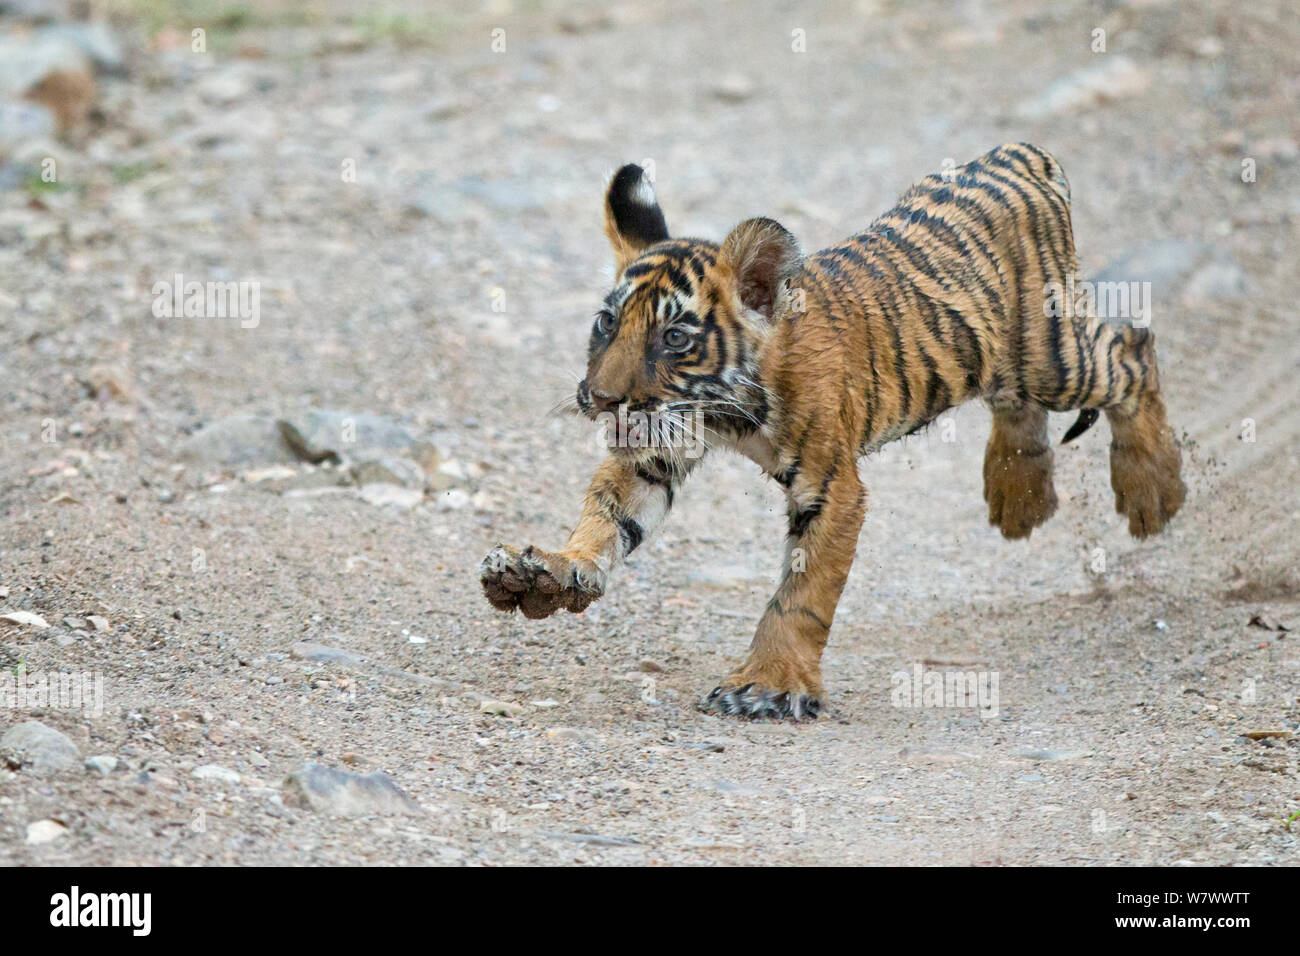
[{"x1": 110, "y1": 0, "x2": 446, "y2": 45}]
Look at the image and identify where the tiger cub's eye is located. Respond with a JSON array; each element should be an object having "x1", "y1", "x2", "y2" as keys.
[
  {"x1": 663, "y1": 328, "x2": 692, "y2": 351},
  {"x1": 595, "y1": 312, "x2": 616, "y2": 335}
]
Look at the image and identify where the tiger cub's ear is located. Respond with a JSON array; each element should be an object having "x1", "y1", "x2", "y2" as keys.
[
  {"x1": 720, "y1": 217, "x2": 801, "y2": 320},
  {"x1": 604, "y1": 164, "x2": 669, "y2": 272}
]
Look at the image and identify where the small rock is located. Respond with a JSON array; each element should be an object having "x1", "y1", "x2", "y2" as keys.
[
  {"x1": 480, "y1": 699, "x2": 526, "y2": 717},
  {"x1": 282, "y1": 762, "x2": 422, "y2": 817},
  {"x1": 712, "y1": 73, "x2": 756, "y2": 102},
  {"x1": 433, "y1": 487, "x2": 471, "y2": 510},
  {"x1": 241, "y1": 465, "x2": 298, "y2": 483},
  {"x1": 84, "y1": 755, "x2": 119, "y2": 774},
  {"x1": 556, "y1": 8, "x2": 612, "y2": 33},
  {"x1": 357, "y1": 483, "x2": 423, "y2": 508},
  {"x1": 1015, "y1": 749, "x2": 1094, "y2": 762},
  {"x1": 351, "y1": 457, "x2": 426, "y2": 489},
  {"x1": 84, "y1": 363, "x2": 133, "y2": 401},
  {"x1": 25, "y1": 819, "x2": 68, "y2": 845},
  {"x1": 290, "y1": 642, "x2": 364, "y2": 665},
  {"x1": 1191, "y1": 36, "x2": 1223, "y2": 58},
  {"x1": 196, "y1": 69, "x2": 252, "y2": 106},
  {"x1": 178, "y1": 414, "x2": 297, "y2": 467},
  {"x1": 246, "y1": 751, "x2": 270, "y2": 768},
  {"x1": 85, "y1": 615, "x2": 109, "y2": 632},
  {"x1": 0, "y1": 610, "x2": 50, "y2": 629},
  {"x1": 292, "y1": 410, "x2": 419, "y2": 462},
  {"x1": 1, "y1": 721, "x2": 80, "y2": 773},
  {"x1": 545, "y1": 727, "x2": 584, "y2": 741},
  {"x1": 192, "y1": 764, "x2": 241, "y2": 784},
  {"x1": 1248, "y1": 613, "x2": 1289, "y2": 632},
  {"x1": 61, "y1": 616, "x2": 85, "y2": 629}
]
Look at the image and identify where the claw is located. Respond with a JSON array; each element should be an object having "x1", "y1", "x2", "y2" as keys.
[
  {"x1": 698, "y1": 683, "x2": 824, "y2": 721},
  {"x1": 479, "y1": 544, "x2": 603, "y2": 619}
]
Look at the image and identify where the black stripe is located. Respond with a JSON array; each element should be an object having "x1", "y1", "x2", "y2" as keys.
[
  {"x1": 618, "y1": 516, "x2": 645, "y2": 555},
  {"x1": 855, "y1": 239, "x2": 915, "y2": 426}
]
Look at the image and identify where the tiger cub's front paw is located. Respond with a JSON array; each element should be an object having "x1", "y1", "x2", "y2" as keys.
[{"x1": 479, "y1": 544, "x2": 605, "y2": 619}]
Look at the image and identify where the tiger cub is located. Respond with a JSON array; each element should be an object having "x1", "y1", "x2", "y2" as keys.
[{"x1": 480, "y1": 143, "x2": 1185, "y2": 720}]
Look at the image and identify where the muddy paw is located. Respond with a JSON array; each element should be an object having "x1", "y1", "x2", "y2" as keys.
[
  {"x1": 1110, "y1": 438, "x2": 1185, "y2": 539},
  {"x1": 699, "y1": 683, "x2": 824, "y2": 721},
  {"x1": 983, "y1": 447, "x2": 1057, "y2": 540},
  {"x1": 479, "y1": 544, "x2": 604, "y2": 619}
]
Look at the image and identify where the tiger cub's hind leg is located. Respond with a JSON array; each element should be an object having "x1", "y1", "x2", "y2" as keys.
[
  {"x1": 1096, "y1": 327, "x2": 1186, "y2": 538},
  {"x1": 983, "y1": 399, "x2": 1058, "y2": 539}
]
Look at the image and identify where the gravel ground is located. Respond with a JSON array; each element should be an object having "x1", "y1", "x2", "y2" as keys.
[{"x1": 1, "y1": 0, "x2": 1297, "y2": 865}]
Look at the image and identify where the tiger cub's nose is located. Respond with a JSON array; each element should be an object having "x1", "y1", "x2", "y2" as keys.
[{"x1": 591, "y1": 390, "x2": 626, "y2": 414}]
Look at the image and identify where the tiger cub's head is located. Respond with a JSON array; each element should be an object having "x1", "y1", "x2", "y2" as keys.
[{"x1": 575, "y1": 164, "x2": 800, "y2": 455}]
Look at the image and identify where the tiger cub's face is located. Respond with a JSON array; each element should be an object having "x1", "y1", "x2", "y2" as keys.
[{"x1": 576, "y1": 165, "x2": 801, "y2": 456}]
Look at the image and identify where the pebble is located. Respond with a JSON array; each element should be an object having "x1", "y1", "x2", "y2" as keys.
[
  {"x1": 351, "y1": 457, "x2": 426, "y2": 490},
  {"x1": 358, "y1": 483, "x2": 424, "y2": 509},
  {"x1": 192, "y1": 764, "x2": 241, "y2": 784},
  {"x1": 290, "y1": 642, "x2": 364, "y2": 665},
  {"x1": 282, "y1": 762, "x2": 422, "y2": 817},
  {"x1": 480, "y1": 699, "x2": 526, "y2": 717},
  {"x1": 26, "y1": 819, "x2": 68, "y2": 845},
  {"x1": 712, "y1": 73, "x2": 756, "y2": 102},
  {"x1": 1015, "y1": 749, "x2": 1095, "y2": 762},
  {"x1": 0, "y1": 610, "x2": 50, "y2": 629},
  {"x1": 1, "y1": 720, "x2": 80, "y2": 773},
  {"x1": 178, "y1": 413, "x2": 298, "y2": 467},
  {"x1": 85, "y1": 615, "x2": 109, "y2": 632},
  {"x1": 84, "y1": 755, "x2": 119, "y2": 774},
  {"x1": 545, "y1": 727, "x2": 585, "y2": 741}
]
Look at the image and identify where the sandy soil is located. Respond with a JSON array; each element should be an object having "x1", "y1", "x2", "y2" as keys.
[{"x1": 1, "y1": 0, "x2": 1297, "y2": 865}]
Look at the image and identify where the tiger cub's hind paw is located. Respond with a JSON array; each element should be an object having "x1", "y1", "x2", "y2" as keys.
[
  {"x1": 983, "y1": 444, "x2": 1058, "y2": 540},
  {"x1": 699, "y1": 683, "x2": 825, "y2": 721},
  {"x1": 1107, "y1": 392, "x2": 1186, "y2": 539},
  {"x1": 479, "y1": 544, "x2": 604, "y2": 619},
  {"x1": 1110, "y1": 430, "x2": 1185, "y2": 539}
]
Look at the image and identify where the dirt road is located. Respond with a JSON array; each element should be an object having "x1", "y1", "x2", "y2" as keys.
[{"x1": 1, "y1": 0, "x2": 1296, "y2": 864}]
